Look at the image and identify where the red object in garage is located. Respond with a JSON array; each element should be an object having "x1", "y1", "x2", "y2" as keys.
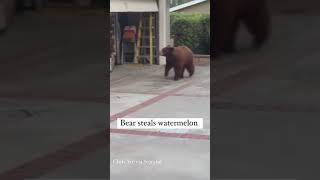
[{"x1": 122, "y1": 26, "x2": 137, "y2": 42}]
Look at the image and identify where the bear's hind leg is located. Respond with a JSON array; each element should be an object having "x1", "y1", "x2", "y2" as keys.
[
  {"x1": 174, "y1": 67, "x2": 181, "y2": 81},
  {"x1": 222, "y1": 16, "x2": 241, "y2": 53},
  {"x1": 186, "y1": 64, "x2": 194, "y2": 77},
  {"x1": 242, "y1": 4, "x2": 270, "y2": 49},
  {"x1": 180, "y1": 67, "x2": 185, "y2": 78},
  {"x1": 214, "y1": 1, "x2": 240, "y2": 54}
]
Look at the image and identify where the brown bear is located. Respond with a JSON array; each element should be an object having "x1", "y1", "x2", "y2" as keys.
[
  {"x1": 161, "y1": 46, "x2": 194, "y2": 81},
  {"x1": 213, "y1": 0, "x2": 271, "y2": 58}
]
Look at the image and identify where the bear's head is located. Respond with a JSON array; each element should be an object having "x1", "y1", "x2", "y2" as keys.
[{"x1": 160, "y1": 46, "x2": 175, "y2": 57}]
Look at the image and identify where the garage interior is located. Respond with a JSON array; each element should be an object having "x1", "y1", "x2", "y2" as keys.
[
  {"x1": 110, "y1": 0, "x2": 160, "y2": 67},
  {"x1": 111, "y1": 12, "x2": 159, "y2": 65}
]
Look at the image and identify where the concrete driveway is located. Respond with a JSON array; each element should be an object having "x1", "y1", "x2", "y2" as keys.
[
  {"x1": 110, "y1": 63, "x2": 210, "y2": 180},
  {"x1": 0, "y1": 10, "x2": 109, "y2": 179},
  {"x1": 2, "y1": 2, "x2": 320, "y2": 179},
  {"x1": 213, "y1": 13, "x2": 320, "y2": 179},
  {"x1": 0, "y1": 9, "x2": 210, "y2": 180}
]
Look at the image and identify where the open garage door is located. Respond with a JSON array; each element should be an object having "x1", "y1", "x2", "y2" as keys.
[
  {"x1": 110, "y1": 0, "x2": 160, "y2": 66},
  {"x1": 110, "y1": 0, "x2": 159, "y2": 12}
]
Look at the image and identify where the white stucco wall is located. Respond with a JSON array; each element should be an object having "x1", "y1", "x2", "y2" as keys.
[{"x1": 158, "y1": 0, "x2": 170, "y2": 65}]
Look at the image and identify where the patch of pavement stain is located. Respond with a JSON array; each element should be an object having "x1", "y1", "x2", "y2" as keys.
[
  {"x1": 0, "y1": 109, "x2": 34, "y2": 120},
  {"x1": 290, "y1": 67, "x2": 320, "y2": 82},
  {"x1": 290, "y1": 83, "x2": 320, "y2": 94},
  {"x1": 0, "y1": 108, "x2": 49, "y2": 120},
  {"x1": 145, "y1": 82, "x2": 183, "y2": 92}
]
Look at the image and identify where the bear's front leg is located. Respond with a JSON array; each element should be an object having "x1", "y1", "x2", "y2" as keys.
[
  {"x1": 180, "y1": 67, "x2": 185, "y2": 78},
  {"x1": 174, "y1": 67, "x2": 181, "y2": 81},
  {"x1": 164, "y1": 64, "x2": 172, "y2": 77}
]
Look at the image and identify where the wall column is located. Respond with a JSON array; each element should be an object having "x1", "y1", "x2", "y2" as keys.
[{"x1": 158, "y1": 0, "x2": 170, "y2": 65}]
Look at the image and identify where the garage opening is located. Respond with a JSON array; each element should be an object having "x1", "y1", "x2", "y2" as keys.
[
  {"x1": 110, "y1": 0, "x2": 159, "y2": 67},
  {"x1": 117, "y1": 12, "x2": 158, "y2": 64}
]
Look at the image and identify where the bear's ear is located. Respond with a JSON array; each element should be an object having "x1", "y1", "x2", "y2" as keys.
[
  {"x1": 161, "y1": 46, "x2": 174, "y2": 56},
  {"x1": 166, "y1": 46, "x2": 174, "y2": 53}
]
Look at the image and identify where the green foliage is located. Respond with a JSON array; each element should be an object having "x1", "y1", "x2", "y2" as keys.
[{"x1": 170, "y1": 12, "x2": 210, "y2": 54}]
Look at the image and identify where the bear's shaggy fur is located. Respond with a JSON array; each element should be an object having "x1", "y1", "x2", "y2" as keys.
[
  {"x1": 161, "y1": 46, "x2": 195, "y2": 81},
  {"x1": 213, "y1": 0, "x2": 271, "y2": 58}
]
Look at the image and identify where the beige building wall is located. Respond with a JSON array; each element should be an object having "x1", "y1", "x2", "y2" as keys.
[
  {"x1": 158, "y1": 0, "x2": 170, "y2": 65},
  {"x1": 174, "y1": 1, "x2": 210, "y2": 14}
]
